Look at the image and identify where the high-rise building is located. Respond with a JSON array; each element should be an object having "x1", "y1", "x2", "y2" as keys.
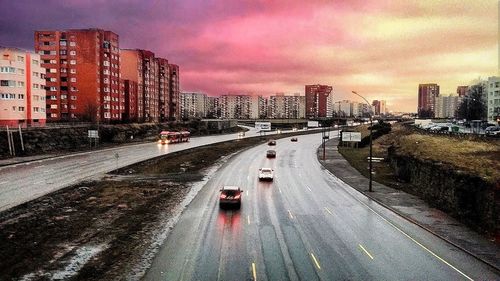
[
  {"x1": 418, "y1": 83, "x2": 440, "y2": 117},
  {"x1": 305, "y1": 84, "x2": 333, "y2": 118},
  {"x1": 434, "y1": 94, "x2": 461, "y2": 118},
  {"x1": 168, "y1": 64, "x2": 180, "y2": 121},
  {"x1": 180, "y1": 92, "x2": 207, "y2": 118},
  {"x1": 372, "y1": 100, "x2": 387, "y2": 116},
  {"x1": 34, "y1": 29, "x2": 122, "y2": 122},
  {"x1": 457, "y1": 86, "x2": 468, "y2": 97},
  {"x1": 0, "y1": 47, "x2": 46, "y2": 127},
  {"x1": 122, "y1": 79, "x2": 138, "y2": 122},
  {"x1": 205, "y1": 96, "x2": 219, "y2": 118},
  {"x1": 121, "y1": 49, "x2": 158, "y2": 122},
  {"x1": 269, "y1": 93, "x2": 305, "y2": 118},
  {"x1": 333, "y1": 100, "x2": 352, "y2": 117},
  {"x1": 156, "y1": 58, "x2": 170, "y2": 122},
  {"x1": 219, "y1": 95, "x2": 254, "y2": 119},
  {"x1": 486, "y1": 77, "x2": 500, "y2": 123}
]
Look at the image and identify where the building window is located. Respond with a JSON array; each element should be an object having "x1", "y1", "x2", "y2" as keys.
[
  {"x1": 17, "y1": 56, "x2": 24, "y2": 62},
  {"x1": 70, "y1": 50, "x2": 76, "y2": 56},
  {"x1": 70, "y1": 60, "x2": 76, "y2": 65},
  {"x1": 17, "y1": 81, "x2": 25, "y2": 87},
  {"x1": 70, "y1": 77, "x2": 76, "y2": 82},
  {"x1": 49, "y1": 68, "x2": 57, "y2": 73},
  {"x1": 0, "y1": 67, "x2": 16, "y2": 73},
  {"x1": 32, "y1": 59, "x2": 39, "y2": 65},
  {"x1": 33, "y1": 72, "x2": 39, "y2": 77},
  {"x1": 33, "y1": 83, "x2": 39, "y2": 89},
  {"x1": 70, "y1": 105, "x2": 76, "y2": 109},
  {"x1": 18, "y1": 94, "x2": 24, "y2": 99},
  {"x1": 50, "y1": 77, "x2": 57, "y2": 82},
  {"x1": 60, "y1": 50, "x2": 67, "y2": 55},
  {"x1": 18, "y1": 106, "x2": 25, "y2": 111},
  {"x1": 50, "y1": 51, "x2": 56, "y2": 55},
  {"x1": 69, "y1": 41, "x2": 76, "y2": 47},
  {"x1": 60, "y1": 68, "x2": 67, "y2": 73},
  {"x1": 50, "y1": 104, "x2": 57, "y2": 109},
  {"x1": 70, "y1": 87, "x2": 77, "y2": 92},
  {"x1": 33, "y1": 107, "x2": 39, "y2": 112},
  {"x1": 12, "y1": 106, "x2": 16, "y2": 111},
  {"x1": 70, "y1": 69, "x2": 76, "y2": 74},
  {"x1": 61, "y1": 94, "x2": 67, "y2": 99},
  {"x1": 59, "y1": 40, "x2": 67, "y2": 46},
  {"x1": 51, "y1": 113, "x2": 57, "y2": 118},
  {"x1": 71, "y1": 95, "x2": 77, "y2": 100},
  {"x1": 50, "y1": 86, "x2": 57, "y2": 91},
  {"x1": 18, "y1": 69, "x2": 24, "y2": 74},
  {"x1": 50, "y1": 95, "x2": 57, "y2": 100}
]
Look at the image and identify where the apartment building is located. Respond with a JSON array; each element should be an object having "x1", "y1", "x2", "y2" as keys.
[
  {"x1": 0, "y1": 47, "x2": 46, "y2": 127},
  {"x1": 418, "y1": 83, "x2": 440, "y2": 117},
  {"x1": 205, "y1": 96, "x2": 219, "y2": 118},
  {"x1": 305, "y1": 84, "x2": 333, "y2": 118},
  {"x1": 168, "y1": 64, "x2": 180, "y2": 121},
  {"x1": 487, "y1": 77, "x2": 500, "y2": 123},
  {"x1": 219, "y1": 95, "x2": 252, "y2": 119},
  {"x1": 372, "y1": 100, "x2": 387, "y2": 116},
  {"x1": 34, "y1": 29, "x2": 122, "y2": 122},
  {"x1": 268, "y1": 93, "x2": 305, "y2": 119},
  {"x1": 434, "y1": 94, "x2": 461, "y2": 118},
  {"x1": 156, "y1": 58, "x2": 170, "y2": 122},
  {"x1": 457, "y1": 86, "x2": 468, "y2": 97},
  {"x1": 122, "y1": 79, "x2": 138, "y2": 122},
  {"x1": 180, "y1": 92, "x2": 207, "y2": 118}
]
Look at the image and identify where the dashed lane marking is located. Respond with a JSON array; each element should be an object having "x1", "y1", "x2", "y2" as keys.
[
  {"x1": 252, "y1": 262, "x2": 257, "y2": 281},
  {"x1": 324, "y1": 207, "x2": 333, "y2": 215},
  {"x1": 310, "y1": 253, "x2": 322, "y2": 270},
  {"x1": 358, "y1": 244, "x2": 374, "y2": 260},
  {"x1": 288, "y1": 210, "x2": 294, "y2": 219}
]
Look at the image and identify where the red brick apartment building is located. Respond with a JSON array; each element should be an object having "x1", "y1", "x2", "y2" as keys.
[
  {"x1": 34, "y1": 29, "x2": 123, "y2": 122},
  {"x1": 168, "y1": 64, "x2": 180, "y2": 121},
  {"x1": 418, "y1": 83, "x2": 440, "y2": 117},
  {"x1": 156, "y1": 58, "x2": 170, "y2": 122},
  {"x1": 305, "y1": 84, "x2": 333, "y2": 118}
]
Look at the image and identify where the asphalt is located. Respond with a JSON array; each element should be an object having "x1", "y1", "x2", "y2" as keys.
[
  {"x1": 144, "y1": 133, "x2": 499, "y2": 280},
  {"x1": 318, "y1": 137, "x2": 500, "y2": 271}
]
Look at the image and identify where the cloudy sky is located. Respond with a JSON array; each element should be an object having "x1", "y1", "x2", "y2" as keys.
[{"x1": 0, "y1": 0, "x2": 497, "y2": 112}]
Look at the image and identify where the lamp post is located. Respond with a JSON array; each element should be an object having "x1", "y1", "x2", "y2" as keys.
[{"x1": 352, "y1": 91, "x2": 373, "y2": 192}]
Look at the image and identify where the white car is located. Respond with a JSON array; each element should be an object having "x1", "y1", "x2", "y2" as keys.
[{"x1": 258, "y1": 168, "x2": 274, "y2": 181}]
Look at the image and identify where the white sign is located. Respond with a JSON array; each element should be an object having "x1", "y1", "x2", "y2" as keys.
[
  {"x1": 88, "y1": 130, "x2": 99, "y2": 138},
  {"x1": 255, "y1": 122, "x2": 271, "y2": 131},
  {"x1": 307, "y1": 121, "x2": 319, "y2": 127},
  {"x1": 342, "y1": 132, "x2": 361, "y2": 142}
]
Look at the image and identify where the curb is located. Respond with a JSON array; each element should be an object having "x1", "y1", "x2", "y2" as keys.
[{"x1": 317, "y1": 143, "x2": 500, "y2": 273}]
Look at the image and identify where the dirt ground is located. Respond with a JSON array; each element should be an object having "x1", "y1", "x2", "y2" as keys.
[{"x1": 0, "y1": 137, "x2": 268, "y2": 281}]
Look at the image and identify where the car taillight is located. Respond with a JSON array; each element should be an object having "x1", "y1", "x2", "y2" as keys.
[
  {"x1": 234, "y1": 194, "x2": 241, "y2": 199},
  {"x1": 220, "y1": 194, "x2": 227, "y2": 199}
]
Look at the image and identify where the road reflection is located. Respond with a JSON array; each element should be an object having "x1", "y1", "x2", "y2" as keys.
[{"x1": 218, "y1": 208, "x2": 241, "y2": 232}]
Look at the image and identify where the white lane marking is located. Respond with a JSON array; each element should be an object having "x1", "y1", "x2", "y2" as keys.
[
  {"x1": 0, "y1": 181, "x2": 7, "y2": 185},
  {"x1": 246, "y1": 190, "x2": 249, "y2": 196},
  {"x1": 306, "y1": 186, "x2": 312, "y2": 192},
  {"x1": 252, "y1": 262, "x2": 257, "y2": 281},
  {"x1": 278, "y1": 187, "x2": 282, "y2": 193},
  {"x1": 356, "y1": 198, "x2": 473, "y2": 280},
  {"x1": 324, "y1": 207, "x2": 333, "y2": 215},
  {"x1": 288, "y1": 210, "x2": 294, "y2": 219},
  {"x1": 247, "y1": 215, "x2": 251, "y2": 225},
  {"x1": 310, "y1": 253, "x2": 322, "y2": 270},
  {"x1": 359, "y1": 244, "x2": 374, "y2": 260}
]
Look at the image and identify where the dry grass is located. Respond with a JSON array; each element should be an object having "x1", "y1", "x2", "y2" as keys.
[{"x1": 395, "y1": 133, "x2": 500, "y2": 183}]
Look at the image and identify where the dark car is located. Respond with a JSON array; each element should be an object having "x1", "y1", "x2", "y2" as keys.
[
  {"x1": 268, "y1": 140, "x2": 276, "y2": 146},
  {"x1": 485, "y1": 126, "x2": 500, "y2": 136},
  {"x1": 266, "y1": 150, "x2": 276, "y2": 158},
  {"x1": 291, "y1": 137, "x2": 298, "y2": 142},
  {"x1": 219, "y1": 186, "x2": 243, "y2": 208}
]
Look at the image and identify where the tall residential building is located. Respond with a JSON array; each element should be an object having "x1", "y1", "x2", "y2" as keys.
[
  {"x1": 434, "y1": 94, "x2": 461, "y2": 118},
  {"x1": 487, "y1": 77, "x2": 500, "y2": 123},
  {"x1": 205, "y1": 96, "x2": 219, "y2": 118},
  {"x1": 180, "y1": 92, "x2": 207, "y2": 118},
  {"x1": 1, "y1": 47, "x2": 46, "y2": 127},
  {"x1": 305, "y1": 84, "x2": 333, "y2": 118},
  {"x1": 457, "y1": 86, "x2": 468, "y2": 97},
  {"x1": 34, "y1": 29, "x2": 122, "y2": 122},
  {"x1": 156, "y1": 58, "x2": 170, "y2": 122},
  {"x1": 418, "y1": 83, "x2": 440, "y2": 117},
  {"x1": 333, "y1": 100, "x2": 352, "y2": 117},
  {"x1": 122, "y1": 79, "x2": 138, "y2": 122},
  {"x1": 219, "y1": 95, "x2": 253, "y2": 119},
  {"x1": 121, "y1": 49, "x2": 158, "y2": 122},
  {"x1": 269, "y1": 93, "x2": 305, "y2": 118},
  {"x1": 168, "y1": 64, "x2": 180, "y2": 121},
  {"x1": 372, "y1": 100, "x2": 387, "y2": 116}
]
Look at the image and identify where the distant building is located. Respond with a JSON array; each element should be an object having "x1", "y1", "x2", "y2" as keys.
[
  {"x1": 434, "y1": 94, "x2": 461, "y2": 118},
  {"x1": 205, "y1": 96, "x2": 219, "y2": 118},
  {"x1": 34, "y1": 28, "x2": 122, "y2": 122},
  {"x1": 305, "y1": 84, "x2": 333, "y2": 118},
  {"x1": 156, "y1": 58, "x2": 170, "y2": 122},
  {"x1": 372, "y1": 100, "x2": 387, "y2": 116},
  {"x1": 268, "y1": 93, "x2": 305, "y2": 119},
  {"x1": 457, "y1": 86, "x2": 468, "y2": 97},
  {"x1": 487, "y1": 76, "x2": 500, "y2": 123},
  {"x1": 180, "y1": 92, "x2": 207, "y2": 118},
  {"x1": 418, "y1": 83, "x2": 440, "y2": 117},
  {"x1": 0, "y1": 47, "x2": 46, "y2": 127},
  {"x1": 333, "y1": 100, "x2": 352, "y2": 117},
  {"x1": 122, "y1": 79, "x2": 138, "y2": 122},
  {"x1": 168, "y1": 64, "x2": 180, "y2": 121}
]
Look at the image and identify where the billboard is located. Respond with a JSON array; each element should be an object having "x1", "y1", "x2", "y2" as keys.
[
  {"x1": 255, "y1": 122, "x2": 271, "y2": 131},
  {"x1": 307, "y1": 121, "x2": 319, "y2": 127},
  {"x1": 342, "y1": 132, "x2": 361, "y2": 142}
]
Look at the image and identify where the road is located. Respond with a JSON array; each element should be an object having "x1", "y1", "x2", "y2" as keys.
[
  {"x1": 144, "y1": 133, "x2": 498, "y2": 281},
  {"x1": 0, "y1": 126, "x2": 289, "y2": 212}
]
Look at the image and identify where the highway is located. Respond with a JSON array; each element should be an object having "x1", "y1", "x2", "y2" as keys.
[
  {"x1": 144, "y1": 133, "x2": 498, "y2": 281},
  {"x1": 0, "y1": 126, "x2": 278, "y2": 212}
]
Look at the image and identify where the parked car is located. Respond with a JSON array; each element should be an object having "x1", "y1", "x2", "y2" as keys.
[
  {"x1": 268, "y1": 140, "x2": 276, "y2": 146},
  {"x1": 485, "y1": 126, "x2": 500, "y2": 136},
  {"x1": 291, "y1": 137, "x2": 298, "y2": 142},
  {"x1": 266, "y1": 150, "x2": 276, "y2": 158},
  {"x1": 258, "y1": 168, "x2": 274, "y2": 181},
  {"x1": 219, "y1": 186, "x2": 243, "y2": 208}
]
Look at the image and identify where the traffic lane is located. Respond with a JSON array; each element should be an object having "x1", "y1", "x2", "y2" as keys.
[
  {"x1": 0, "y1": 132, "x2": 254, "y2": 212},
  {"x1": 273, "y1": 134, "x2": 498, "y2": 280}
]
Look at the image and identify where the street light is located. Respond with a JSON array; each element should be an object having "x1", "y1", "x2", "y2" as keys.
[{"x1": 352, "y1": 91, "x2": 373, "y2": 192}]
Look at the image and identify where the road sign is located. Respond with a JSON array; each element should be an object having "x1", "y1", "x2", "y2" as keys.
[
  {"x1": 255, "y1": 122, "x2": 271, "y2": 131},
  {"x1": 88, "y1": 130, "x2": 99, "y2": 138},
  {"x1": 342, "y1": 132, "x2": 361, "y2": 142},
  {"x1": 307, "y1": 121, "x2": 319, "y2": 127}
]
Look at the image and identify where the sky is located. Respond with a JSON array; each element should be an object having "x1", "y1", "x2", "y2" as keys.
[{"x1": 0, "y1": 0, "x2": 497, "y2": 112}]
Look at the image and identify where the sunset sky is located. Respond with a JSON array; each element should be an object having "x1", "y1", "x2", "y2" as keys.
[{"x1": 0, "y1": 0, "x2": 497, "y2": 112}]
